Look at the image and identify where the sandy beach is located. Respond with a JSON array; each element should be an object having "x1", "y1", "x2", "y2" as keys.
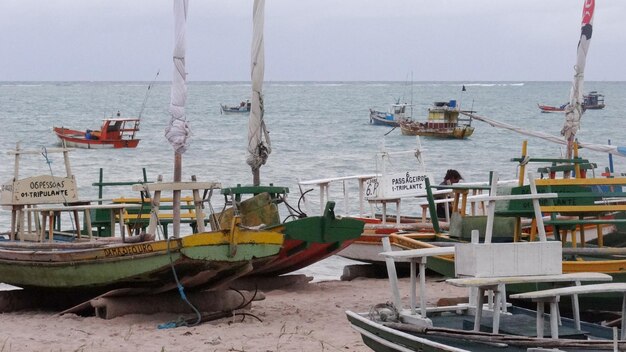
[{"x1": 0, "y1": 275, "x2": 467, "y2": 352}]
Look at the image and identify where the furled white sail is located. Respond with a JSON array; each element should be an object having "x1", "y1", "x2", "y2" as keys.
[
  {"x1": 246, "y1": 0, "x2": 271, "y2": 178},
  {"x1": 165, "y1": 0, "x2": 191, "y2": 154},
  {"x1": 561, "y1": 0, "x2": 595, "y2": 158}
]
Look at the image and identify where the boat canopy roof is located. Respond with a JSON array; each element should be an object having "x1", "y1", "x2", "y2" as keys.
[{"x1": 102, "y1": 118, "x2": 140, "y2": 122}]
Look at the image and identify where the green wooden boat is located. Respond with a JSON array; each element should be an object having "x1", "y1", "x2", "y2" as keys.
[
  {"x1": 219, "y1": 185, "x2": 365, "y2": 276},
  {"x1": 0, "y1": 217, "x2": 284, "y2": 296}
]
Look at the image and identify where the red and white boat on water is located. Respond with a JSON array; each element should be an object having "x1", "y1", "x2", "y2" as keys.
[
  {"x1": 53, "y1": 116, "x2": 140, "y2": 149},
  {"x1": 537, "y1": 103, "x2": 566, "y2": 113}
]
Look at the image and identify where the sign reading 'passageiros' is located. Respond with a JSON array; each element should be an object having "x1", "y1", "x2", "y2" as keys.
[{"x1": 367, "y1": 171, "x2": 432, "y2": 199}]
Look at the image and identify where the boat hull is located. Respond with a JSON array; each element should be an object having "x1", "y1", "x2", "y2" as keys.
[
  {"x1": 220, "y1": 104, "x2": 250, "y2": 114},
  {"x1": 250, "y1": 205, "x2": 365, "y2": 276},
  {"x1": 399, "y1": 124, "x2": 474, "y2": 139},
  {"x1": 370, "y1": 110, "x2": 401, "y2": 127},
  {"x1": 219, "y1": 187, "x2": 366, "y2": 277},
  {"x1": 0, "y1": 229, "x2": 283, "y2": 295},
  {"x1": 538, "y1": 105, "x2": 565, "y2": 113},
  {"x1": 346, "y1": 308, "x2": 616, "y2": 352},
  {"x1": 53, "y1": 127, "x2": 139, "y2": 149}
]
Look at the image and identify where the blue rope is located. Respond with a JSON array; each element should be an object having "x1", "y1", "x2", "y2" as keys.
[{"x1": 157, "y1": 236, "x2": 202, "y2": 329}]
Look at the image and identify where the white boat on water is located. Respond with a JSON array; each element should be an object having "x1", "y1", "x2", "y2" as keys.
[
  {"x1": 369, "y1": 102, "x2": 412, "y2": 127},
  {"x1": 220, "y1": 100, "x2": 251, "y2": 115}
]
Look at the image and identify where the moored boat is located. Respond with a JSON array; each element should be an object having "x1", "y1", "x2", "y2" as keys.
[
  {"x1": 537, "y1": 103, "x2": 566, "y2": 113},
  {"x1": 583, "y1": 90, "x2": 605, "y2": 109},
  {"x1": 220, "y1": 100, "x2": 251, "y2": 114},
  {"x1": 347, "y1": 146, "x2": 626, "y2": 351},
  {"x1": 369, "y1": 102, "x2": 412, "y2": 127},
  {"x1": 399, "y1": 100, "x2": 474, "y2": 139},
  {"x1": 0, "y1": 145, "x2": 284, "y2": 305},
  {"x1": 53, "y1": 116, "x2": 140, "y2": 149},
  {"x1": 537, "y1": 92, "x2": 605, "y2": 113}
]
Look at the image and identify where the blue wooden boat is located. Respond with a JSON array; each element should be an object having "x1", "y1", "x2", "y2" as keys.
[{"x1": 369, "y1": 102, "x2": 412, "y2": 127}]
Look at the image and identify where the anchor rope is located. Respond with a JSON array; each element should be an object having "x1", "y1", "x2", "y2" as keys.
[{"x1": 158, "y1": 235, "x2": 202, "y2": 329}]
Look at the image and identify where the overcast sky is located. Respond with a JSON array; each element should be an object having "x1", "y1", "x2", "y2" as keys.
[{"x1": 1, "y1": 0, "x2": 624, "y2": 82}]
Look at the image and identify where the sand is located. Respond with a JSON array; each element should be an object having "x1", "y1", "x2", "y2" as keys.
[{"x1": 0, "y1": 276, "x2": 467, "y2": 352}]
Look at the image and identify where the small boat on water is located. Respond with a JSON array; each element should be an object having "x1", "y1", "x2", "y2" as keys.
[
  {"x1": 583, "y1": 91, "x2": 605, "y2": 109},
  {"x1": 220, "y1": 100, "x2": 251, "y2": 114},
  {"x1": 399, "y1": 100, "x2": 474, "y2": 139},
  {"x1": 538, "y1": 103, "x2": 567, "y2": 113},
  {"x1": 53, "y1": 115, "x2": 140, "y2": 149},
  {"x1": 538, "y1": 91, "x2": 605, "y2": 113},
  {"x1": 369, "y1": 102, "x2": 412, "y2": 127}
]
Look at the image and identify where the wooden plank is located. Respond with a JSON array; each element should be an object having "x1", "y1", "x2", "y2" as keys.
[
  {"x1": 113, "y1": 196, "x2": 194, "y2": 203},
  {"x1": 447, "y1": 272, "x2": 612, "y2": 287},
  {"x1": 298, "y1": 174, "x2": 378, "y2": 185},
  {"x1": 535, "y1": 178, "x2": 626, "y2": 186},
  {"x1": 22, "y1": 204, "x2": 140, "y2": 212},
  {"x1": 380, "y1": 246, "x2": 455, "y2": 261},
  {"x1": 544, "y1": 219, "x2": 626, "y2": 225},
  {"x1": 132, "y1": 181, "x2": 221, "y2": 192},
  {"x1": 470, "y1": 193, "x2": 557, "y2": 202},
  {"x1": 510, "y1": 283, "x2": 626, "y2": 300},
  {"x1": 541, "y1": 204, "x2": 626, "y2": 212}
]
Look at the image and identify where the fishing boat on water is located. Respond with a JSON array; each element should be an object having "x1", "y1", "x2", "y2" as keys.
[
  {"x1": 537, "y1": 91, "x2": 605, "y2": 113},
  {"x1": 538, "y1": 103, "x2": 567, "y2": 113},
  {"x1": 399, "y1": 100, "x2": 474, "y2": 139},
  {"x1": 53, "y1": 114, "x2": 140, "y2": 149},
  {"x1": 52, "y1": 75, "x2": 156, "y2": 149},
  {"x1": 220, "y1": 100, "x2": 251, "y2": 114},
  {"x1": 369, "y1": 102, "x2": 412, "y2": 127},
  {"x1": 583, "y1": 91, "x2": 605, "y2": 109}
]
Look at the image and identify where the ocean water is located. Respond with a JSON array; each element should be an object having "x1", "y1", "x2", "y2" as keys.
[{"x1": 1, "y1": 81, "x2": 624, "y2": 280}]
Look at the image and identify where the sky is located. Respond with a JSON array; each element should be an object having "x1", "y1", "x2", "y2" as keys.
[{"x1": 1, "y1": 0, "x2": 625, "y2": 82}]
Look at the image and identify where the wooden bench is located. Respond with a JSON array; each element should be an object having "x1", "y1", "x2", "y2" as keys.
[
  {"x1": 112, "y1": 196, "x2": 200, "y2": 237},
  {"x1": 21, "y1": 203, "x2": 140, "y2": 242},
  {"x1": 510, "y1": 283, "x2": 626, "y2": 339},
  {"x1": 90, "y1": 167, "x2": 152, "y2": 236},
  {"x1": 379, "y1": 243, "x2": 456, "y2": 320},
  {"x1": 131, "y1": 180, "x2": 221, "y2": 238},
  {"x1": 498, "y1": 177, "x2": 626, "y2": 246},
  {"x1": 447, "y1": 272, "x2": 613, "y2": 335}
]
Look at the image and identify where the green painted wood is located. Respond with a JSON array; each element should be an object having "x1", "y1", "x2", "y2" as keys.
[
  {"x1": 281, "y1": 202, "x2": 364, "y2": 243},
  {"x1": 181, "y1": 243, "x2": 282, "y2": 262},
  {"x1": 0, "y1": 251, "x2": 180, "y2": 288}
]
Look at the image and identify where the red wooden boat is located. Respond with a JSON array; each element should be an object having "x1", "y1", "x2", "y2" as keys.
[
  {"x1": 537, "y1": 103, "x2": 566, "y2": 113},
  {"x1": 53, "y1": 117, "x2": 140, "y2": 149}
]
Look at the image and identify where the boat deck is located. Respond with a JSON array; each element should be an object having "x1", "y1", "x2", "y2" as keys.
[{"x1": 428, "y1": 309, "x2": 588, "y2": 339}]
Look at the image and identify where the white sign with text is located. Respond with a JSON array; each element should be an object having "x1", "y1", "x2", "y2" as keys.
[{"x1": 365, "y1": 171, "x2": 432, "y2": 199}]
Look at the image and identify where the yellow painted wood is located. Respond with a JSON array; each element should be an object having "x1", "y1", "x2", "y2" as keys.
[
  {"x1": 541, "y1": 205, "x2": 626, "y2": 212},
  {"x1": 535, "y1": 178, "x2": 626, "y2": 186}
]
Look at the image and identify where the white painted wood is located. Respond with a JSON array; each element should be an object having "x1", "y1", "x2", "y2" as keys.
[
  {"x1": 448, "y1": 272, "x2": 612, "y2": 287},
  {"x1": 379, "y1": 246, "x2": 455, "y2": 261},
  {"x1": 132, "y1": 181, "x2": 222, "y2": 192},
  {"x1": 454, "y1": 241, "x2": 562, "y2": 278},
  {"x1": 511, "y1": 283, "x2": 626, "y2": 339},
  {"x1": 528, "y1": 172, "x2": 548, "y2": 242},
  {"x1": 381, "y1": 237, "x2": 403, "y2": 311},
  {"x1": 510, "y1": 282, "x2": 626, "y2": 299}
]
